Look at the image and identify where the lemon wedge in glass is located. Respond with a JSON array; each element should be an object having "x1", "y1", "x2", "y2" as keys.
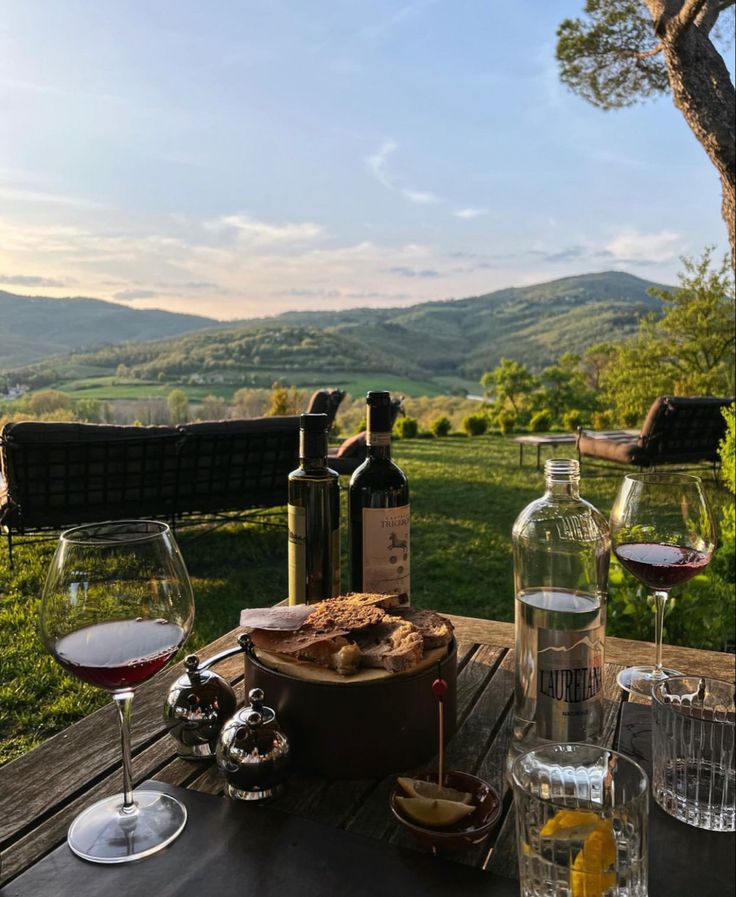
[
  {"x1": 396, "y1": 777, "x2": 473, "y2": 804},
  {"x1": 395, "y1": 796, "x2": 475, "y2": 828}
]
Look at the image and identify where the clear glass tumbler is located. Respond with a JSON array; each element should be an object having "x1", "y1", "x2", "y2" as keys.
[
  {"x1": 652, "y1": 675, "x2": 735, "y2": 832},
  {"x1": 512, "y1": 743, "x2": 648, "y2": 897}
]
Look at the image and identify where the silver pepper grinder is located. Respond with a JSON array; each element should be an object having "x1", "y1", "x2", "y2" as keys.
[
  {"x1": 216, "y1": 687, "x2": 291, "y2": 801},
  {"x1": 163, "y1": 647, "x2": 241, "y2": 759}
]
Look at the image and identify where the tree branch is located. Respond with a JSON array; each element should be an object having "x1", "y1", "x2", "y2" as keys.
[{"x1": 633, "y1": 42, "x2": 665, "y2": 57}]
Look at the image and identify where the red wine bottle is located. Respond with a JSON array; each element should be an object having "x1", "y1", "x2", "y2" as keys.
[
  {"x1": 348, "y1": 391, "x2": 410, "y2": 602},
  {"x1": 288, "y1": 413, "x2": 340, "y2": 605}
]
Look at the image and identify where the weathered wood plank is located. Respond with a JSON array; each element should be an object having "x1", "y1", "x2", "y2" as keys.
[{"x1": 447, "y1": 615, "x2": 735, "y2": 682}]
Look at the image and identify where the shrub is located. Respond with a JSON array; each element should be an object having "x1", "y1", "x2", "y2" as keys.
[
  {"x1": 591, "y1": 410, "x2": 613, "y2": 430},
  {"x1": 529, "y1": 409, "x2": 552, "y2": 433},
  {"x1": 430, "y1": 415, "x2": 452, "y2": 437},
  {"x1": 463, "y1": 413, "x2": 489, "y2": 436},
  {"x1": 496, "y1": 409, "x2": 517, "y2": 435},
  {"x1": 562, "y1": 409, "x2": 584, "y2": 432},
  {"x1": 395, "y1": 416, "x2": 419, "y2": 439}
]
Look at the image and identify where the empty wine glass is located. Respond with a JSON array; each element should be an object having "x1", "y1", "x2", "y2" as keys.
[
  {"x1": 610, "y1": 472, "x2": 716, "y2": 698},
  {"x1": 40, "y1": 520, "x2": 195, "y2": 863}
]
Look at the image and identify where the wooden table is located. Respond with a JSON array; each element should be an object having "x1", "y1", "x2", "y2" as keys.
[
  {"x1": 1, "y1": 617, "x2": 734, "y2": 892},
  {"x1": 513, "y1": 434, "x2": 576, "y2": 469}
]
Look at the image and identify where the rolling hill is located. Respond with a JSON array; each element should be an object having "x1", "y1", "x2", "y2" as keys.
[
  {"x1": 4, "y1": 272, "x2": 669, "y2": 395},
  {"x1": 0, "y1": 290, "x2": 225, "y2": 370}
]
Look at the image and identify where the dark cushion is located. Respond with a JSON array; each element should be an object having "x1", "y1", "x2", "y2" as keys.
[
  {"x1": 305, "y1": 389, "x2": 346, "y2": 428},
  {"x1": 577, "y1": 432, "x2": 644, "y2": 466},
  {"x1": 335, "y1": 431, "x2": 366, "y2": 459},
  {"x1": 577, "y1": 395, "x2": 732, "y2": 467},
  {"x1": 639, "y1": 396, "x2": 732, "y2": 463},
  {"x1": 175, "y1": 417, "x2": 299, "y2": 513}
]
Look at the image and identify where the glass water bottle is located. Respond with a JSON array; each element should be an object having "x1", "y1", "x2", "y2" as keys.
[{"x1": 509, "y1": 458, "x2": 610, "y2": 765}]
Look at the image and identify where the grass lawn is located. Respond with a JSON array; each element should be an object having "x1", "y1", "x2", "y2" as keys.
[{"x1": 0, "y1": 435, "x2": 730, "y2": 765}]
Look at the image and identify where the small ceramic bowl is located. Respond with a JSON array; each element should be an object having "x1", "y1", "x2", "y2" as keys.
[{"x1": 389, "y1": 770, "x2": 501, "y2": 853}]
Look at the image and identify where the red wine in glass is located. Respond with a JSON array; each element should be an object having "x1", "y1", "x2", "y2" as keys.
[
  {"x1": 40, "y1": 520, "x2": 194, "y2": 864},
  {"x1": 614, "y1": 543, "x2": 711, "y2": 592},
  {"x1": 54, "y1": 619, "x2": 186, "y2": 691},
  {"x1": 610, "y1": 472, "x2": 716, "y2": 698}
]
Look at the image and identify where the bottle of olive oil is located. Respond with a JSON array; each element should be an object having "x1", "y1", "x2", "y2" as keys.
[{"x1": 288, "y1": 413, "x2": 340, "y2": 605}]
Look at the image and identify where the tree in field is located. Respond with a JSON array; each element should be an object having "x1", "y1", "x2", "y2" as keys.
[
  {"x1": 535, "y1": 353, "x2": 597, "y2": 421},
  {"x1": 481, "y1": 358, "x2": 538, "y2": 415},
  {"x1": 557, "y1": 0, "x2": 736, "y2": 266},
  {"x1": 28, "y1": 390, "x2": 72, "y2": 416},
  {"x1": 600, "y1": 249, "x2": 735, "y2": 421},
  {"x1": 198, "y1": 394, "x2": 229, "y2": 421},
  {"x1": 167, "y1": 388, "x2": 189, "y2": 425},
  {"x1": 268, "y1": 382, "x2": 301, "y2": 416}
]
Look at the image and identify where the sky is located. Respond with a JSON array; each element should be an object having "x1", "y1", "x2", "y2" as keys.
[{"x1": 0, "y1": 1, "x2": 730, "y2": 320}]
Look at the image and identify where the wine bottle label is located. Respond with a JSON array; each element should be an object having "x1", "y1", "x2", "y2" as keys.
[
  {"x1": 535, "y1": 626, "x2": 604, "y2": 741},
  {"x1": 366, "y1": 432, "x2": 390, "y2": 447},
  {"x1": 361, "y1": 504, "x2": 410, "y2": 600},
  {"x1": 288, "y1": 504, "x2": 306, "y2": 605}
]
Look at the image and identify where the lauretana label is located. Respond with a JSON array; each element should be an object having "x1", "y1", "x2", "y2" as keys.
[{"x1": 535, "y1": 627, "x2": 604, "y2": 741}]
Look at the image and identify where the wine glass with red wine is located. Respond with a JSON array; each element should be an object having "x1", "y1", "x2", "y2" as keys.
[
  {"x1": 40, "y1": 520, "x2": 195, "y2": 863},
  {"x1": 610, "y1": 472, "x2": 716, "y2": 698}
]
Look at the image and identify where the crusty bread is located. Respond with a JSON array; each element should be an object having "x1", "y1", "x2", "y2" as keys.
[
  {"x1": 246, "y1": 596, "x2": 447, "y2": 677},
  {"x1": 338, "y1": 592, "x2": 402, "y2": 610},
  {"x1": 353, "y1": 615, "x2": 424, "y2": 673},
  {"x1": 393, "y1": 607, "x2": 454, "y2": 649},
  {"x1": 305, "y1": 600, "x2": 384, "y2": 634}
]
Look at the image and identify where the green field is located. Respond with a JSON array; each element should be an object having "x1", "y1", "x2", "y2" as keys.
[
  {"x1": 52, "y1": 370, "x2": 463, "y2": 401},
  {"x1": 0, "y1": 435, "x2": 731, "y2": 766}
]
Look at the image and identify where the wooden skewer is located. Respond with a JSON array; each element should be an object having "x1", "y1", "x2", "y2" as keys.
[
  {"x1": 432, "y1": 676, "x2": 447, "y2": 788},
  {"x1": 437, "y1": 698, "x2": 444, "y2": 787}
]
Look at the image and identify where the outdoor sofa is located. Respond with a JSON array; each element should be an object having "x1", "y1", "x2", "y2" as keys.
[
  {"x1": 0, "y1": 416, "x2": 301, "y2": 562},
  {"x1": 576, "y1": 395, "x2": 732, "y2": 473}
]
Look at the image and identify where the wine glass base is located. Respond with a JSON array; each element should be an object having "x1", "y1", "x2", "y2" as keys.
[
  {"x1": 68, "y1": 789, "x2": 187, "y2": 864},
  {"x1": 616, "y1": 665, "x2": 683, "y2": 699}
]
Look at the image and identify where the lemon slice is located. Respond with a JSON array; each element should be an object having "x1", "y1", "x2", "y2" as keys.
[
  {"x1": 540, "y1": 809, "x2": 601, "y2": 840},
  {"x1": 395, "y1": 796, "x2": 475, "y2": 828},
  {"x1": 396, "y1": 777, "x2": 473, "y2": 804},
  {"x1": 570, "y1": 822, "x2": 617, "y2": 897}
]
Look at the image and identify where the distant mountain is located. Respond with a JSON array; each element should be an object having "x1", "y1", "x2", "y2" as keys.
[
  {"x1": 4, "y1": 272, "x2": 670, "y2": 389},
  {"x1": 0, "y1": 291, "x2": 225, "y2": 370},
  {"x1": 270, "y1": 271, "x2": 667, "y2": 377}
]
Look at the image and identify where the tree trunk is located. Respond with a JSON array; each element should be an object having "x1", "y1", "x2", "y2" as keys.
[{"x1": 647, "y1": 0, "x2": 736, "y2": 270}]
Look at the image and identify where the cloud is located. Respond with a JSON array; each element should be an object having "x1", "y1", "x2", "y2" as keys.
[
  {"x1": 401, "y1": 189, "x2": 440, "y2": 204},
  {"x1": 365, "y1": 139, "x2": 398, "y2": 190},
  {"x1": 606, "y1": 229, "x2": 685, "y2": 264},
  {"x1": 454, "y1": 207, "x2": 488, "y2": 219},
  {"x1": 0, "y1": 273, "x2": 73, "y2": 287},
  {"x1": 113, "y1": 289, "x2": 158, "y2": 301},
  {"x1": 365, "y1": 140, "x2": 442, "y2": 206},
  {"x1": 0, "y1": 186, "x2": 106, "y2": 209},
  {"x1": 205, "y1": 213, "x2": 324, "y2": 244},
  {"x1": 389, "y1": 266, "x2": 440, "y2": 278}
]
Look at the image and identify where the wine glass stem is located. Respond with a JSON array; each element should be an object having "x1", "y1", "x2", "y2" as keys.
[
  {"x1": 652, "y1": 590, "x2": 669, "y2": 678},
  {"x1": 112, "y1": 690, "x2": 136, "y2": 814}
]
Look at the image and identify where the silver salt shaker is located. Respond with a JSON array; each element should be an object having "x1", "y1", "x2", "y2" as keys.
[
  {"x1": 163, "y1": 650, "x2": 239, "y2": 759},
  {"x1": 216, "y1": 687, "x2": 291, "y2": 801}
]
